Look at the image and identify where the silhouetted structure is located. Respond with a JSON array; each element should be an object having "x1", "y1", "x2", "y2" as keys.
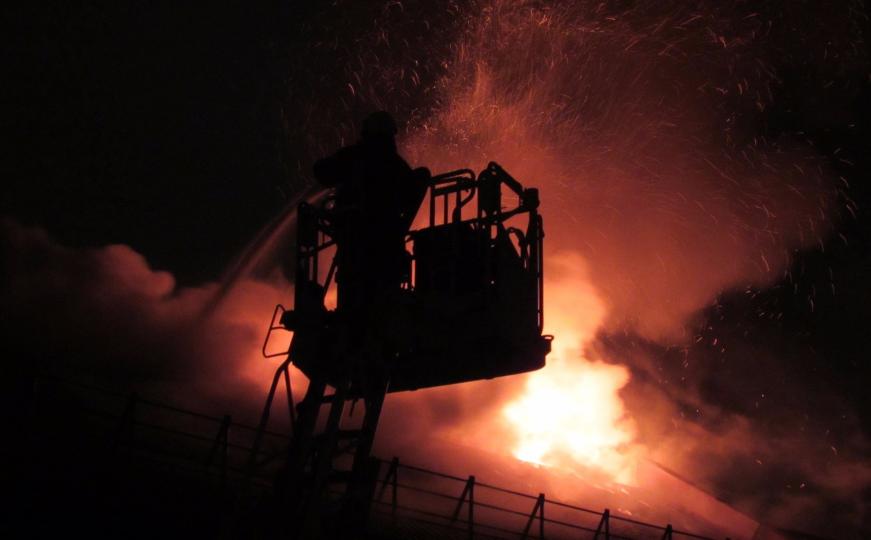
[
  {"x1": 27, "y1": 375, "x2": 727, "y2": 540},
  {"x1": 255, "y1": 112, "x2": 551, "y2": 538},
  {"x1": 312, "y1": 111, "x2": 429, "y2": 314}
]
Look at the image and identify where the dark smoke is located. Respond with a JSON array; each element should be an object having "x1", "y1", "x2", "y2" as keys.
[{"x1": 1, "y1": 218, "x2": 291, "y2": 418}]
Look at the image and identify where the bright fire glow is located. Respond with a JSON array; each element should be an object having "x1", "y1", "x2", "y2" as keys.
[
  {"x1": 501, "y1": 253, "x2": 638, "y2": 484},
  {"x1": 504, "y1": 357, "x2": 636, "y2": 483}
]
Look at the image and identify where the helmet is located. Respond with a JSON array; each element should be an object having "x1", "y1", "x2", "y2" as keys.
[{"x1": 361, "y1": 111, "x2": 398, "y2": 139}]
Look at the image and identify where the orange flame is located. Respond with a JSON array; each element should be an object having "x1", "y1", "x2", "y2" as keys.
[{"x1": 501, "y1": 253, "x2": 639, "y2": 484}]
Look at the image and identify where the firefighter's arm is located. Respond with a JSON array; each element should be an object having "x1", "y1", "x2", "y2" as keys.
[{"x1": 313, "y1": 147, "x2": 355, "y2": 187}]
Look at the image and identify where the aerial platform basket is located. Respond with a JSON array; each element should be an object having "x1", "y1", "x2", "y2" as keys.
[{"x1": 270, "y1": 161, "x2": 551, "y2": 394}]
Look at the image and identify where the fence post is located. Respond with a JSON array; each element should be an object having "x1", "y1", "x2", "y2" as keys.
[
  {"x1": 594, "y1": 509, "x2": 610, "y2": 539},
  {"x1": 391, "y1": 458, "x2": 398, "y2": 518},
  {"x1": 451, "y1": 475, "x2": 476, "y2": 539},
  {"x1": 376, "y1": 457, "x2": 400, "y2": 518},
  {"x1": 206, "y1": 414, "x2": 231, "y2": 486},
  {"x1": 521, "y1": 493, "x2": 545, "y2": 539},
  {"x1": 661, "y1": 524, "x2": 673, "y2": 540},
  {"x1": 468, "y1": 475, "x2": 475, "y2": 540}
]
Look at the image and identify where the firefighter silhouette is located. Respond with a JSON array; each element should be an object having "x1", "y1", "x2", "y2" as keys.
[{"x1": 313, "y1": 111, "x2": 429, "y2": 318}]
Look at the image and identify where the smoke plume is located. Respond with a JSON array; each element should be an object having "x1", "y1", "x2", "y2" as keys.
[
  {"x1": 393, "y1": 1, "x2": 868, "y2": 536},
  {"x1": 1, "y1": 218, "x2": 292, "y2": 418}
]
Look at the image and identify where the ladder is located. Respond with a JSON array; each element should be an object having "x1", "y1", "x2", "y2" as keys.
[
  {"x1": 285, "y1": 369, "x2": 387, "y2": 539},
  {"x1": 248, "y1": 329, "x2": 389, "y2": 539}
]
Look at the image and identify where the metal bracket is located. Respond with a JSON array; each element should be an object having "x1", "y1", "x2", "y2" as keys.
[{"x1": 261, "y1": 303, "x2": 291, "y2": 358}]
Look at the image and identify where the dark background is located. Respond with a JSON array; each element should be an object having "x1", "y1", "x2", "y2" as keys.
[{"x1": 7, "y1": 1, "x2": 456, "y2": 283}]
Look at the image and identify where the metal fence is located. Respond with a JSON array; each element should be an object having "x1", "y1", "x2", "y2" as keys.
[
  {"x1": 367, "y1": 458, "x2": 722, "y2": 540},
  {"x1": 33, "y1": 374, "x2": 728, "y2": 540},
  {"x1": 34, "y1": 374, "x2": 289, "y2": 491}
]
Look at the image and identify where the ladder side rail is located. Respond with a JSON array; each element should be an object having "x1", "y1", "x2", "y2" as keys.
[
  {"x1": 296, "y1": 380, "x2": 349, "y2": 538},
  {"x1": 245, "y1": 357, "x2": 292, "y2": 482}
]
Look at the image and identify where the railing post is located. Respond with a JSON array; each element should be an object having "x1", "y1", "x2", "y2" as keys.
[
  {"x1": 521, "y1": 493, "x2": 545, "y2": 539},
  {"x1": 594, "y1": 509, "x2": 610, "y2": 539},
  {"x1": 451, "y1": 475, "x2": 476, "y2": 539},
  {"x1": 206, "y1": 414, "x2": 231, "y2": 486},
  {"x1": 391, "y1": 458, "x2": 398, "y2": 517},
  {"x1": 662, "y1": 524, "x2": 673, "y2": 540},
  {"x1": 376, "y1": 456, "x2": 400, "y2": 519},
  {"x1": 468, "y1": 475, "x2": 475, "y2": 540}
]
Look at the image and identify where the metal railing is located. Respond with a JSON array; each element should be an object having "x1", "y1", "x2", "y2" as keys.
[
  {"x1": 368, "y1": 458, "x2": 723, "y2": 540},
  {"x1": 34, "y1": 374, "x2": 290, "y2": 490},
  {"x1": 32, "y1": 374, "x2": 728, "y2": 540}
]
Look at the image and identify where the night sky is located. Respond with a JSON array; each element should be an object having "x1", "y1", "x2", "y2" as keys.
[{"x1": 6, "y1": 1, "x2": 871, "y2": 537}]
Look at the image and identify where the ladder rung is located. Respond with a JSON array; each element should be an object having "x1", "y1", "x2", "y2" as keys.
[
  {"x1": 314, "y1": 429, "x2": 363, "y2": 443},
  {"x1": 319, "y1": 393, "x2": 344, "y2": 404}
]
